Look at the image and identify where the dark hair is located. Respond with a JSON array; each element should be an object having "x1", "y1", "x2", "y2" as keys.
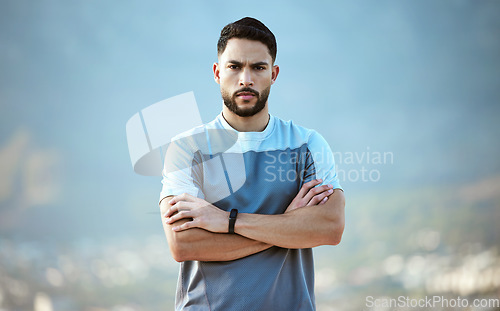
[{"x1": 217, "y1": 17, "x2": 277, "y2": 63}]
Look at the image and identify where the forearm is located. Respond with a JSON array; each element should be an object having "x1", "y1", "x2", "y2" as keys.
[
  {"x1": 163, "y1": 186, "x2": 344, "y2": 253},
  {"x1": 163, "y1": 219, "x2": 271, "y2": 261},
  {"x1": 235, "y1": 191, "x2": 345, "y2": 249},
  {"x1": 160, "y1": 197, "x2": 271, "y2": 262}
]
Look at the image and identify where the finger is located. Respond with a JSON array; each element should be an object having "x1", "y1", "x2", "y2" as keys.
[
  {"x1": 319, "y1": 197, "x2": 328, "y2": 205},
  {"x1": 166, "y1": 210, "x2": 193, "y2": 224},
  {"x1": 289, "y1": 179, "x2": 322, "y2": 208},
  {"x1": 169, "y1": 193, "x2": 197, "y2": 205},
  {"x1": 308, "y1": 191, "x2": 332, "y2": 206},
  {"x1": 164, "y1": 203, "x2": 179, "y2": 218},
  {"x1": 172, "y1": 219, "x2": 199, "y2": 232},
  {"x1": 307, "y1": 189, "x2": 330, "y2": 206},
  {"x1": 303, "y1": 184, "x2": 333, "y2": 203},
  {"x1": 297, "y1": 179, "x2": 323, "y2": 199},
  {"x1": 164, "y1": 201, "x2": 189, "y2": 218}
]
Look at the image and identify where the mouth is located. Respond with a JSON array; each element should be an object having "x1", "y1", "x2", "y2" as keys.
[{"x1": 236, "y1": 91, "x2": 257, "y2": 101}]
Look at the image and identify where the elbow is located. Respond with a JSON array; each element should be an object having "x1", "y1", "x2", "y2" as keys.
[
  {"x1": 164, "y1": 218, "x2": 195, "y2": 262},
  {"x1": 170, "y1": 240, "x2": 192, "y2": 262},
  {"x1": 327, "y1": 219, "x2": 345, "y2": 246},
  {"x1": 167, "y1": 231, "x2": 191, "y2": 262},
  {"x1": 329, "y1": 230, "x2": 343, "y2": 246},
  {"x1": 326, "y1": 193, "x2": 345, "y2": 246},
  {"x1": 172, "y1": 252, "x2": 187, "y2": 263},
  {"x1": 170, "y1": 243, "x2": 186, "y2": 262}
]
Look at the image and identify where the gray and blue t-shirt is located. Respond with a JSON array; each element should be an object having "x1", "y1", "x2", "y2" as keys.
[{"x1": 160, "y1": 113, "x2": 341, "y2": 311}]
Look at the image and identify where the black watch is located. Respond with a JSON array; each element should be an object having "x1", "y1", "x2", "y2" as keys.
[{"x1": 228, "y1": 209, "x2": 238, "y2": 234}]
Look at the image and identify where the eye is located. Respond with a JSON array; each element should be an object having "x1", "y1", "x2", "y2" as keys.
[
  {"x1": 255, "y1": 66, "x2": 265, "y2": 70},
  {"x1": 228, "y1": 65, "x2": 239, "y2": 70}
]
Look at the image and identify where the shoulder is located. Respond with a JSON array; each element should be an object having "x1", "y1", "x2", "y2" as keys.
[
  {"x1": 270, "y1": 116, "x2": 334, "y2": 158},
  {"x1": 272, "y1": 116, "x2": 325, "y2": 146},
  {"x1": 169, "y1": 116, "x2": 237, "y2": 156}
]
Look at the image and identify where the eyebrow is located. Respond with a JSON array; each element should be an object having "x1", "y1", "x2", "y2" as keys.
[{"x1": 227, "y1": 60, "x2": 269, "y2": 67}]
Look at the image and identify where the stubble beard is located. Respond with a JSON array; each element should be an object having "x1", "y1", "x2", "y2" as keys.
[{"x1": 222, "y1": 86, "x2": 271, "y2": 117}]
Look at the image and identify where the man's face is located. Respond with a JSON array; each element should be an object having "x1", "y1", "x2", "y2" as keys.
[{"x1": 214, "y1": 38, "x2": 278, "y2": 117}]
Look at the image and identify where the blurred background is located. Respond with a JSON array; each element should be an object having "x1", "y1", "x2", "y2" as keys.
[{"x1": 1, "y1": 0, "x2": 499, "y2": 310}]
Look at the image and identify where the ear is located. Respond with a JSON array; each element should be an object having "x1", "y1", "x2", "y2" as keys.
[
  {"x1": 213, "y1": 62, "x2": 220, "y2": 84},
  {"x1": 271, "y1": 65, "x2": 279, "y2": 85}
]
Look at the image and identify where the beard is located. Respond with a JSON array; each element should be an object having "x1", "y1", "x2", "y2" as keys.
[{"x1": 221, "y1": 86, "x2": 271, "y2": 117}]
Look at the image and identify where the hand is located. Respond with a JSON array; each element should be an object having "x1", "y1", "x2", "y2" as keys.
[
  {"x1": 285, "y1": 179, "x2": 334, "y2": 213},
  {"x1": 164, "y1": 193, "x2": 230, "y2": 233}
]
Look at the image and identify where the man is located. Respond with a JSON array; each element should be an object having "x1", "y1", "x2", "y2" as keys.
[{"x1": 159, "y1": 17, "x2": 345, "y2": 310}]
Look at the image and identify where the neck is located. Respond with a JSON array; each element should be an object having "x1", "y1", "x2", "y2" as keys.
[{"x1": 221, "y1": 104, "x2": 270, "y2": 132}]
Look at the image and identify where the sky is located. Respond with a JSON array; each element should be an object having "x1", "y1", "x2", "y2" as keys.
[{"x1": 0, "y1": 0, "x2": 499, "y2": 241}]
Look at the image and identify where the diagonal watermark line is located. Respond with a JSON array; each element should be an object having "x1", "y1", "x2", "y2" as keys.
[{"x1": 138, "y1": 110, "x2": 153, "y2": 152}]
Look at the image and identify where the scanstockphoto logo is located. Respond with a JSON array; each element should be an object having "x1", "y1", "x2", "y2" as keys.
[
  {"x1": 260, "y1": 146, "x2": 394, "y2": 184},
  {"x1": 333, "y1": 147, "x2": 394, "y2": 183}
]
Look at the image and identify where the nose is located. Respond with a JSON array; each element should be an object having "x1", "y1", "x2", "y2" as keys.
[{"x1": 239, "y1": 69, "x2": 254, "y2": 87}]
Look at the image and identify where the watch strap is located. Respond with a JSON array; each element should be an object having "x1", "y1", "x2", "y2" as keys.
[{"x1": 228, "y1": 209, "x2": 238, "y2": 234}]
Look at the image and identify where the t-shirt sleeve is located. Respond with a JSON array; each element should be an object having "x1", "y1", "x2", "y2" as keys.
[
  {"x1": 307, "y1": 131, "x2": 342, "y2": 191},
  {"x1": 159, "y1": 136, "x2": 204, "y2": 204}
]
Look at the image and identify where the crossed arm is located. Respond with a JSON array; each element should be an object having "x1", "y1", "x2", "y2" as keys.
[
  {"x1": 160, "y1": 179, "x2": 345, "y2": 262},
  {"x1": 160, "y1": 201, "x2": 272, "y2": 262}
]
